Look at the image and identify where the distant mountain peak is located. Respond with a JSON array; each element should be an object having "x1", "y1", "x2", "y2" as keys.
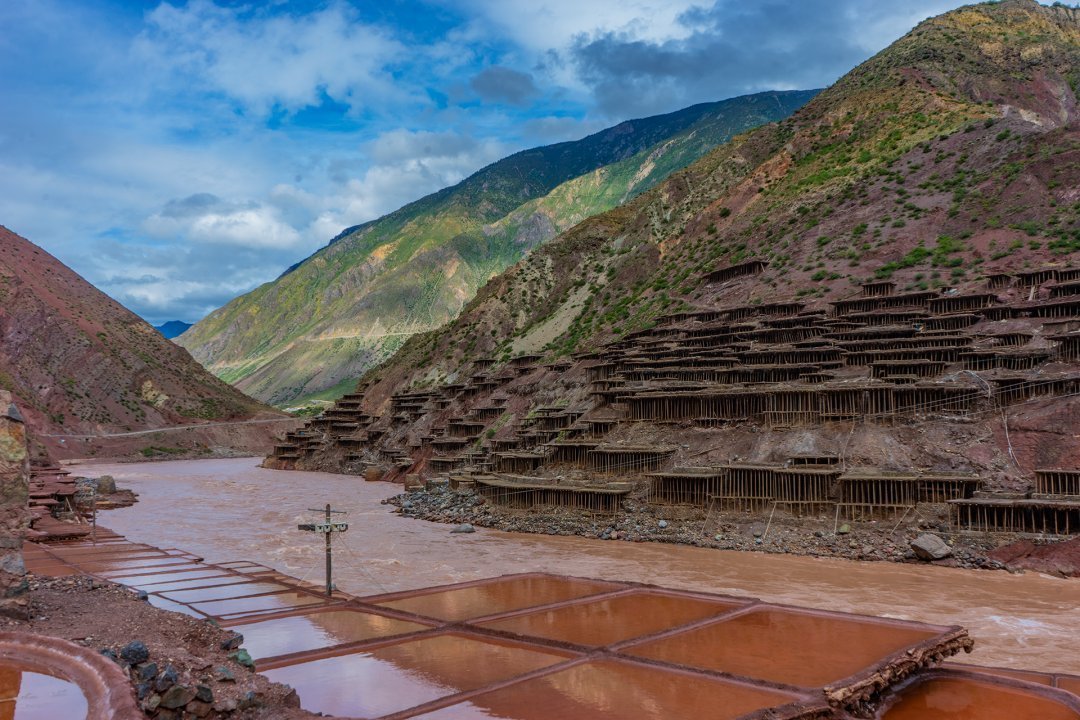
[{"x1": 155, "y1": 320, "x2": 193, "y2": 339}]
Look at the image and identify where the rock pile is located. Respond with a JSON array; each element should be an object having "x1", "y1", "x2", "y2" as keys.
[
  {"x1": 388, "y1": 486, "x2": 1009, "y2": 571},
  {"x1": 0, "y1": 391, "x2": 29, "y2": 619},
  {"x1": 14, "y1": 574, "x2": 310, "y2": 719}
]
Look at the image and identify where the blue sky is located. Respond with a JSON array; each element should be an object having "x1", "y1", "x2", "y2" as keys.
[{"x1": 0, "y1": 0, "x2": 976, "y2": 325}]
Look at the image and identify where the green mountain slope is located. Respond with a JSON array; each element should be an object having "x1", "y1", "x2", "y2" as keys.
[
  {"x1": 178, "y1": 90, "x2": 817, "y2": 406},
  {"x1": 342, "y1": 0, "x2": 1079, "y2": 409}
]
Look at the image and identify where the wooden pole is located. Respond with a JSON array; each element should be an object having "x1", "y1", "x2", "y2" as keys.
[{"x1": 324, "y1": 503, "x2": 332, "y2": 597}]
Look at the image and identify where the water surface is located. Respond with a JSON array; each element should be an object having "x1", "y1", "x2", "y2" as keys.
[{"x1": 76, "y1": 457, "x2": 1080, "y2": 674}]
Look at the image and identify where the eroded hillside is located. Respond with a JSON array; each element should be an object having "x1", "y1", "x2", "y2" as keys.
[
  {"x1": 0, "y1": 227, "x2": 288, "y2": 458},
  {"x1": 179, "y1": 91, "x2": 816, "y2": 406}
]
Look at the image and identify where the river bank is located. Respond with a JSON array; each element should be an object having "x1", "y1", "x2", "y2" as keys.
[
  {"x1": 75, "y1": 457, "x2": 1080, "y2": 675},
  {"x1": 386, "y1": 485, "x2": 1080, "y2": 577},
  {"x1": 387, "y1": 485, "x2": 1011, "y2": 569}
]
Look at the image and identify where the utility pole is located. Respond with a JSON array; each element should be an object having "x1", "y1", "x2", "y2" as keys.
[{"x1": 298, "y1": 504, "x2": 349, "y2": 597}]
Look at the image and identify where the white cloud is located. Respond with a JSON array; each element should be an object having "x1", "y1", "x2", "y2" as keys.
[
  {"x1": 1, "y1": 0, "x2": 990, "y2": 327},
  {"x1": 145, "y1": 205, "x2": 303, "y2": 249},
  {"x1": 136, "y1": 0, "x2": 409, "y2": 116},
  {"x1": 458, "y1": 0, "x2": 703, "y2": 54},
  {"x1": 315, "y1": 128, "x2": 514, "y2": 229}
]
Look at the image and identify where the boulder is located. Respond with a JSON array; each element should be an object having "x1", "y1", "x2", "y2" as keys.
[
  {"x1": 910, "y1": 533, "x2": 952, "y2": 561},
  {"x1": 95, "y1": 475, "x2": 117, "y2": 494},
  {"x1": 450, "y1": 523, "x2": 475, "y2": 534}
]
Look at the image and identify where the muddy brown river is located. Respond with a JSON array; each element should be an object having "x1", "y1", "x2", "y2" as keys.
[{"x1": 71, "y1": 458, "x2": 1079, "y2": 675}]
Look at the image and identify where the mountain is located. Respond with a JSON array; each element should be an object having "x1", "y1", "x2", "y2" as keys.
[
  {"x1": 178, "y1": 90, "x2": 818, "y2": 407},
  {"x1": 155, "y1": 321, "x2": 192, "y2": 339},
  {"x1": 272, "y1": 0, "x2": 1080, "y2": 484},
  {"x1": 0, "y1": 227, "x2": 290, "y2": 459}
]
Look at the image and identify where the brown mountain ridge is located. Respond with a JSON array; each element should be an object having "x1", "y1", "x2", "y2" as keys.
[{"x1": 0, "y1": 226, "x2": 289, "y2": 459}]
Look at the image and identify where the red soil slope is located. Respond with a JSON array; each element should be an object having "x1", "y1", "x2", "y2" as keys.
[{"x1": 0, "y1": 226, "x2": 290, "y2": 458}]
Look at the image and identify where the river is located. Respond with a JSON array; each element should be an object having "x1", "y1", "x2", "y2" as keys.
[{"x1": 71, "y1": 457, "x2": 1079, "y2": 675}]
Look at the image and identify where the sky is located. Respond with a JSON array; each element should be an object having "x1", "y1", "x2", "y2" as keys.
[{"x1": 0, "y1": 0, "x2": 978, "y2": 326}]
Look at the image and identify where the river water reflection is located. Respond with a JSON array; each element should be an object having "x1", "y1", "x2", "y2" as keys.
[{"x1": 73, "y1": 457, "x2": 1079, "y2": 674}]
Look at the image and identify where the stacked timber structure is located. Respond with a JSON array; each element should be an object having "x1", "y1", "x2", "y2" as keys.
[
  {"x1": 269, "y1": 264, "x2": 1080, "y2": 535},
  {"x1": 647, "y1": 460, "x2": 980, "y2": 521},
  {"x1": 951, "y1": 469, "x2": 1080, "y2": 536}
]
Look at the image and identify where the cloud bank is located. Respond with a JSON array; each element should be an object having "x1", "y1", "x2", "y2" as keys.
[{"x1": 0, "y1": 0, "x2": 974, "y2": 324}]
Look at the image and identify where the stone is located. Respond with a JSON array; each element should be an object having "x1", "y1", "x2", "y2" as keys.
[
  {"x1": 837, "y1": 524, "x2": 852, "y2": 535},
  {"x1": 95, "y1": 475, "x2": 117, "y2": 494},
  {"x1": 137, "y1": 662, "x2": 159, "y2": 682},
  {"x1": 220, "y1": 632, "x2": 244, "y2": 651},
  {"x1": 144, "y1": 693, "x2": 161, "y2": 712},
  {"x1": 100, "y1": 648, "x2": 119, "y2": 663},
  {"x1": 0, "y1": 392, "x2": 29, "y2": 619},
  {"x1": 238, "y1": 691, "x2": 260, "y2": 710},
  {"x1": 215, "y1": 665, "x2": 235, "y2": 683},
  {"x1": 120, "y1": 640, "x2": 150, "y2": 665},
  {"x1": 195, "y1": 685, "x2": 213, "y2": 703},
  {"x1": 155, "y1": 665, "x2": 179, "y2": 692},
  {"x1": 186, "y1": 699, "x2": 212, "y2": 717},
  {"x1": 213, "y1": 699, "x2": 239, "y2": 713},
  {"x1": 135, "y1": 682, "x2": 152, "y2": 700},
  {"x1": 159, "y1": 685, "x2": 197, "y2": 710},
  {"x1": 228, "y1": 649, "x2": 254, "y2": 669},
  {"x1": 658, "y1": 520, "x2": 668, "y2": 529},
  {"x1": 0, "y1": 554, "x2": 25, "y2": 584},
  {"x1": 4, "y1": 403, "x2": 23, "y2": 423},
  {"x1": 450, "y1": 523, "x2": 475, "y2": 534},
  {"x1": 910, "y1": 533, "x2": 953, "y2": 561}
]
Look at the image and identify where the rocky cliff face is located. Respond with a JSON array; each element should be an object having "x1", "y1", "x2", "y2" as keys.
[
  {"x1": 0, "y1": 227, "x2": 288, "y2": 458},
  {"x1": 0, "y1": 391, "x2": 29, "y2": 618},
  {"x1": 179, "y1": 91, "x2": 817, "y2": 407}
]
